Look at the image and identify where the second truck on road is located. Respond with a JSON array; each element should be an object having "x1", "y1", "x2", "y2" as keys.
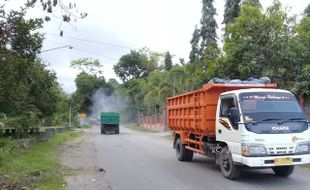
[{"x1": 100, "y1": 112, "x2": 120, "y2": 134}]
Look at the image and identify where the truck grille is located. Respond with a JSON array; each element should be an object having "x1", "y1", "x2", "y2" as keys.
[{"x1": 266, "y1": 146, "x2": 294, "y2": 155}]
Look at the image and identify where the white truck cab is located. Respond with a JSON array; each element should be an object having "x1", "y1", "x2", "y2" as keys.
[{"x1": 216, "y1": 88, "x2": 310, "y2": 178}]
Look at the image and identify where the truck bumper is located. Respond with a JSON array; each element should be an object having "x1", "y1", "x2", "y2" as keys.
[{"x1": 233, "y1": 154, "x2": 310, "y2": 167}]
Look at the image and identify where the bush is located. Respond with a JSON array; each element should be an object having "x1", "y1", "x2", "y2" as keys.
[
  {"x1": 0, "y1": 112, "x2": 40, "y2": 129},
  {"x1": 0, "y1": 112, "x2": 41, "y2": 138}
]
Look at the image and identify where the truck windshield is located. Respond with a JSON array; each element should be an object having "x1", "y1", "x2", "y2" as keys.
[
  {"x1": 239, "y1": 92, "x2": 305, "y2": 123},
  {"x1": 239, "y1": 92, "x2": 308, "y2": 134}
]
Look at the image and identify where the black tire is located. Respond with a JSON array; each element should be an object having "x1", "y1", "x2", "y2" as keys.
[
  {"x1": 272, "y1": 166, "x2": 294, "y2": 177},
  {"x1": 175, "y1": 138, "x2": 193, "y2": 161},
  {"x1": 101, "y1": 125, "x2": 105, "y2": 134},
  {"x1": 115, "y1": 125, "x2": 120, "y2": 134},
  {"x1": 219, "y1": 146, "x2": 240, "y2": 180}
]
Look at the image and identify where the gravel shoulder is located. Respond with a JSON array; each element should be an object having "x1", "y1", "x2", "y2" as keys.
[{"x1": 59, "y1": 129, "x2": 111, "y2": 190}]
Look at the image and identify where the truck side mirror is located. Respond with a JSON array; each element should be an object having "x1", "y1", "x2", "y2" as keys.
[{"x1": 229, "y1": 107, "x2": 240, "y2": 128}]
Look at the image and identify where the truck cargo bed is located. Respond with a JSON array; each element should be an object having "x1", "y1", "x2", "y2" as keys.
[{"x1": 167, "y1": 83, "x2": 277, "y2": 136}]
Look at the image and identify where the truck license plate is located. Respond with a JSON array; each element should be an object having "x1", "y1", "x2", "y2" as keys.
[{"x1": 274, "y1": 157, "x2": 293, "y2": 165}]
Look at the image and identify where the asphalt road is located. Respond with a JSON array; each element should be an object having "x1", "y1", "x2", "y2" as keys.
[{"x1": 89, "y1": 126, "x2": 310, "y2": 190}]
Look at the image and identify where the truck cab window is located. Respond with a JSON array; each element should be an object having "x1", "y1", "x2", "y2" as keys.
[
  {"x1": 221, "y1": 97, "x2": 235, "y2": 117},
  {"x1": 220, "y1": 97, "x2": 239, "y2": 128}
]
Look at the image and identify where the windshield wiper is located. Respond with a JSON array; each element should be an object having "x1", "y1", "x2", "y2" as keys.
[
  {"x1": 278, "y1": 117, "x2": 307, "y2": 124},
  {"x1": 252, "y1": 118, "x2": 282, "y2": 125}
]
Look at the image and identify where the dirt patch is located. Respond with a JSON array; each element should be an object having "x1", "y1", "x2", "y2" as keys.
[
  {"x1": 0, "y1": 173, "x2": 17, "y2": 190},
  {"x1": 0, "y1": 172, "x2": 44, "y2": 190},
  {"x1": 59, "y1": 132, "x2": 111, "y2": 190}
]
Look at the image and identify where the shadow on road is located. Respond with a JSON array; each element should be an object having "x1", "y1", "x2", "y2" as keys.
[{"x1": 188, "y1": 156, "x2": 303, "y2": 187}]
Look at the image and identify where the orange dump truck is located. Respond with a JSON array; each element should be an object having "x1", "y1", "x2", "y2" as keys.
[{"x1": 167, "y1": 80, "x2": 310, "y2": 179}]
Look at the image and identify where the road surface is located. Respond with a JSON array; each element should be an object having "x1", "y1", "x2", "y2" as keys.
[{"x1": 61, "y1": 126, "x2": 310, "y2": 190}]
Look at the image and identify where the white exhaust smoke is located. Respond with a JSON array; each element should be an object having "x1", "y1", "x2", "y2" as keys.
[{"x1": 89, "y1": 88, "x2": 131, "y2": 123}]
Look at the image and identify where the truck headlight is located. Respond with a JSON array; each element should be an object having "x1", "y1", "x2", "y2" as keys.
[
  {"x1": 242, "y1": 143, "x2": 267, "y2": 156},
  {"x1": 295, "y1": 142, "x2": 310, "y2": 154}
]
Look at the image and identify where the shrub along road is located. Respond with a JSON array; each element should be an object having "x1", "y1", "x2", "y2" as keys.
[
  {"x1": 0, "y1": 130, "x2": 82, "y2": 190},
  {"x1": 62, "y1": 126, "x2": 310, "y2": 190}
]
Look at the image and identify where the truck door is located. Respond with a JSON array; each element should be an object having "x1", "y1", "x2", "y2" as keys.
[{"x1": 216, "y1": 94, "x2": 241, "y2": 152}]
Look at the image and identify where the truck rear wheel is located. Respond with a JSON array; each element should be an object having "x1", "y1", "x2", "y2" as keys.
[
  {"x1": 176, "y1": 138, "x2": 193, "y2": 161},
  {"x1": 219, "y1": 146, "x2": 240, "y2": 180},
  {"x1": 115, "y1": 125, "x2": 120, "y2": 134},
  {"x1": 272, "y1": 166, "x2": 294, "y2": 177}
]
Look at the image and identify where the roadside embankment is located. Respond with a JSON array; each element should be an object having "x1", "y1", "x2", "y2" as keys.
[{"x1": 0, "y1": 130, "x2": 83, "y2": 190}]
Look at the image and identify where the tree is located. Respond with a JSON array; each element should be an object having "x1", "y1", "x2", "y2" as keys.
[
  {"x1": 200, "y1": 0, "x2": 218, "y2": 56},
  {"x1": 0, "y1": 11, "x2": 43, "y2": 59},
  {"x1": 242, "y1": 0, "x2": 262, "y2": 9},
  {"x1": 219, "y1": 1, "x2": 298, "y2": 88},
  {"x1": 189, "y1": 26, "x2": 201, "y2": 62},
  {"x1": 304, "y1": 4, "x2": 310, "y2": 17},
  {"x1": 144, "y1": 72, "x2": 163, "y2": 114},
  {"x1": 164, "y1": 51, "x2": 173, "y2": 71},
  {"x1": 114, "y1": 50, "x2": 149, "y2": 83},
  {"x1": 293, "y1": 5, "x2": 310, "y2": 94},
  {"x1": 124, "y1": 78, "x2": 148, "y2": 116},
  {"x1": 0, "y1": 2, "x2": 87, "y2": 129},
  {"x1": 72, "y1": 72, "x2": 106, "y2": 113},
  {"x1": 71, "y1": 58, "x2": 103, "y2": 75},
  {"x1": 0, "y1": 10, "x2": 61, "y2": 120},
  {"x1": 223, "y1": 0, "x2": 241, "y2": 34},
  {"x1": 107, "y1": 78, "x2": 120, "y2": 89},
  {"x1": 113, "y1": 49, "x2": 161, "y2": 83}
]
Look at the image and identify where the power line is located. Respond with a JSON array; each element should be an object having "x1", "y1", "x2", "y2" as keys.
[
  {"x1": 73, "y1": 47, "x2": 117, "y2": 60},
  {"x1": 45, "y1": 33, "x2": 186, "y2": 60},
  {"x1": 41, "y1": 45, "x2": 73, "y2": 53},
  {"x1": 45, "y1": 35, "x2": 185, "y2": 61},
  {"x1": 45, "y1": 33, "x2": 135, "y2": 50},
  {"x1": 45, "y1": 39, "x2": 118, "y2": 60}
]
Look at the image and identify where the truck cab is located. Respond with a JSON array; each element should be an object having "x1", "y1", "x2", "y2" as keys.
[{"x1": 216, "y1": 88, "x2": 310, "y2": 178}]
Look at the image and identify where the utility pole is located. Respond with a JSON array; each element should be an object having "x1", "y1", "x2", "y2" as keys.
[{"x1": 69, "y1": 107, "x2": 72, "y2": 128}]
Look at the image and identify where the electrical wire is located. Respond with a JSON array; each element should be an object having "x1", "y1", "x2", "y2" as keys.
[
  {"x1": 46, "y1": 33, "x2": 135, "y2": 50},
  {"x1": 44, "y1": 39, "x2": 118, "y2": 60}
]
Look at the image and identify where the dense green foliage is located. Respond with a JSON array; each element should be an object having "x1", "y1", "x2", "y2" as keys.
[
  {"x1": 219, "y1": 2, "x2": 309, "y2": 93},
  {"x1": 242, "y1": 0, "x2": 262, "y2": 9},
  {"x1": 71, "y1": 58, "x2": 118, "y2": 114},
  {"x1": 189, "y1": 26, "x2": 201, "y2": 62},
  {"x1": 0, "y1": 9, "x2": 70, "y2": 128},
  {"x1": 200, "y1": 0, "x2": 218, "y2": 53},
  {"x1": 0, "y1": 0, "x2": 88, "y2": 130},
  {"x1": 189, "y1": 0, "x2": 218, "y2": 62},
  {"x1": 164, "y1": 51, "x2": 173, "y2": 71},
  {"x1": 113, "y1": 48, "x2": 162, "y2": 83},
  {"x1": 223, "y1": 0, "x2": 241, "y2": 34}
]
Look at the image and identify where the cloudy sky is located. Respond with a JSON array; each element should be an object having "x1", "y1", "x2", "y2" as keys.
[{"x1": 5, "y1": 0, "x2": 309, "y2": 93}]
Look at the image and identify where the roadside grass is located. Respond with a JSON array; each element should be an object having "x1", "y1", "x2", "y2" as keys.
[
  {"x1": 123, "y1": 123, "x2": 158, "y2": 133},
  {"x1": 0, "y1": 130, "x2": 83, "y2": 190}
]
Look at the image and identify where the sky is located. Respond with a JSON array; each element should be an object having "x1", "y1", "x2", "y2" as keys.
[{"x1": 4, "y1": 0, "x2": 310, "y2": 93}]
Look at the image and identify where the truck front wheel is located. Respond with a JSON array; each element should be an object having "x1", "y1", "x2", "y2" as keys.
[
  {"x1": 176, "y1": 138, "x2": 193, "y2": 161},
  {"x1": 272, "y1": 166, "x2": 294, "y2": 177},
  {"x1": 101, "y1": 125, "x2": 105, "y2": 134},
  {"x1": 219, "y1": 146, "x2": 240, "y2": 180}
]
